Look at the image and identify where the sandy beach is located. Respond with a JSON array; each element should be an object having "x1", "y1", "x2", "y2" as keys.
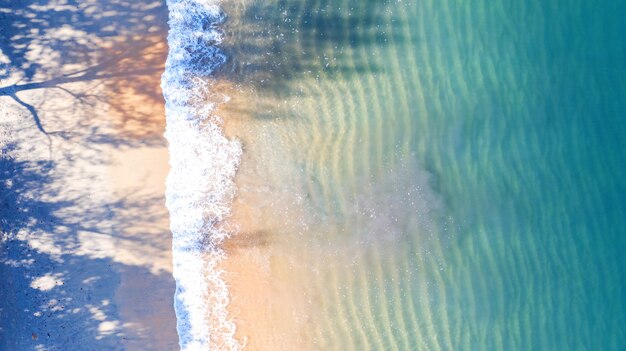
[
  {"x1": 0, "y1": 1, "x2": 301, "y2": 349},
  {"x1": 1, "y1": 1, "x2": 177, "y2": 349}
]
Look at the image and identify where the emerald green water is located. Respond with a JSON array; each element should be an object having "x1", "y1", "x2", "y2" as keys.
[{"x1": 219, "y1": 0, "x2": 626, "y2": 349}]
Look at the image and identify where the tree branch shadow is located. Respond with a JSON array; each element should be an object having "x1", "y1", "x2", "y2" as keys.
[
  {"x1": 0, "y1": 1, "x2": 178, "y2": 349},
  {"x1": 0, "y1": 0, "x2": 168, "y2": 147}
]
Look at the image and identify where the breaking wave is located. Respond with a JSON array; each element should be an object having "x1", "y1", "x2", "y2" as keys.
[{"x1": 161, "y1": 1, "x2": 242, "y2": 350}]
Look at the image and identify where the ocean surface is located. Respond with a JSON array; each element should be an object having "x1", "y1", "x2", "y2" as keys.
[{"x1": 163, "y1": 0, "x2": 626, "y2": 349}]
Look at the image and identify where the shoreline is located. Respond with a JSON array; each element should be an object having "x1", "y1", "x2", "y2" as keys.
[{"x1": 1, "y1": 1, "x2": 311, "y2": 349}]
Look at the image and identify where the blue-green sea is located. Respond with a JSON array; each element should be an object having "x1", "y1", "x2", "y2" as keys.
[{"x1": 209, "y1": 0, "x2": 626, "y2": 349}]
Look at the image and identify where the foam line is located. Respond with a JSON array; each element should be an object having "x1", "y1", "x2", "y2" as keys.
[{"x1": 161, "y1": 1, "x2": 242, "y2": 349}]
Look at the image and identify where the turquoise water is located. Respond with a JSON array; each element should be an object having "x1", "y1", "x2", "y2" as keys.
[{"x1": 215, "y1": 0, "x2": 626, "y2": 349}]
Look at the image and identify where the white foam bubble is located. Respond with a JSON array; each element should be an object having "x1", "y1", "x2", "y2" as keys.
[{"x1": 161, "y1": 1, "x2": 242, "y2": 349}]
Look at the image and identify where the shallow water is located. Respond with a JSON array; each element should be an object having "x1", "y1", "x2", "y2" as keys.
[{"x1": 166, "y1": 0, "x2": 626, "y2": 349}]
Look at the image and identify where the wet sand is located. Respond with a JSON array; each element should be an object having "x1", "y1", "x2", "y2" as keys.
[{"x1": 214, "y1": 81, "x2": 316, "y2": 350}]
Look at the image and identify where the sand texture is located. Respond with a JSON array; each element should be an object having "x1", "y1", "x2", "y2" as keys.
[{"x1": 0, "y1": 1, "x2": 177, "y2": 349}]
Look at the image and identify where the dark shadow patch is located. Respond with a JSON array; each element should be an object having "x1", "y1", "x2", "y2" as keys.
[
  {"x1": 0, "y1": 0, "x2": 169, "y2": 146},
  {"x1": 0, "y1": 143, "x2": 177, "y2": 350}
]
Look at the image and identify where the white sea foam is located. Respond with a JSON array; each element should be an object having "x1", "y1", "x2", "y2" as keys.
[{"x1": 161, "y1": 1, "x2": 242, "y2": 350}]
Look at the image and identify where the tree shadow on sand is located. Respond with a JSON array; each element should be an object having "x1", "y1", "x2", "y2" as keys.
[
  {"x1": 1, "y1": 1, "x2": 178, "y2": 349},
  {"x1": 0, "y1": 0, "x2": 169, "y2": 146},
  {"x1": 1, "y1": 145, "x2": 176, "y2": 348}
]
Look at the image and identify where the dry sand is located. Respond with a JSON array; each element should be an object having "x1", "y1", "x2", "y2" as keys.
[{"x1": 1, "y1": 1, "x2": 177, "y2": 349}]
